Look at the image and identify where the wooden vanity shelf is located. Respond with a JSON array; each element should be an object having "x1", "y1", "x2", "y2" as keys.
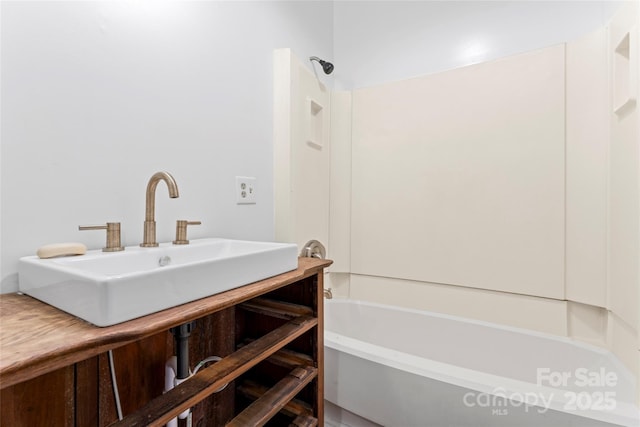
[
  {"x1": 230, "y1": 293, "x2": 321, "y2": 427},
  {"x1": 0, "y1": 257, "x2": 331, "y2": 427},
  {"x1": 227, "y1": 366, "x2": 317, "y2": 426}
]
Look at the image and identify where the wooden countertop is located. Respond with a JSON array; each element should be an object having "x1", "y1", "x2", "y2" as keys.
[{"x1": 0, "y1": 257, "x2": 331, "y2": 389}]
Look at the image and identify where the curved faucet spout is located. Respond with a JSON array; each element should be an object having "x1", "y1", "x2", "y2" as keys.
[
  {"x1": 141, "y1": 171, "x2": 179, "y2": 247},
  {"x1": 145, "y1": 171, "x2": 179, "y2": 221}
]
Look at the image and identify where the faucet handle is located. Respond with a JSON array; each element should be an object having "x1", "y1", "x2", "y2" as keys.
[
  {"x1": 79, "y1": 222, "x2": 125, "y2": 252},
  {"x1": 173, "y1": 220, "x2": 201, "y2": 245}
]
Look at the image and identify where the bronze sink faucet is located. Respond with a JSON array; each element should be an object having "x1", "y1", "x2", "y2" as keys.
[{"x1": 141, "y1": 171, "x2": 179, "y2": 247}]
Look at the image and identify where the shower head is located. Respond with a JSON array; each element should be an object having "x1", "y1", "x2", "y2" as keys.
[{"x1": 310, "y1": 56, "x2": 334, "y2": 75}]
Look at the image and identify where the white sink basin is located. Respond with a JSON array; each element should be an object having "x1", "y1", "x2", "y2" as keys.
[{"x1": 18, "y1": 238, "x2": 298, "y2": 327}]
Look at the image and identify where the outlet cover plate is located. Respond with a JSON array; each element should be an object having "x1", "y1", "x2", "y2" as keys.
[{"x1": 236, "y1": 176, "x2": 256, "y2": 204}]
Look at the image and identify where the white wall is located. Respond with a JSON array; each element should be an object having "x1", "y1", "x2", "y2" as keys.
[
  {"x1": 0, "y1": 1, "x2": 333, "y2": 293},
  {"x1": 333, "y1": 1, "x2": 622, "y2": 90}
]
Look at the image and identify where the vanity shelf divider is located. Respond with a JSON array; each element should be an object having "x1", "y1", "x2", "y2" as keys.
[
  {"x1": 263, "y1": 344, "x2": 315, "y2": 369},
  {"x1": 237, "y1": 380, "x2": 315, "y2": 417},
  {"x1": 237, "y1": 339, "x2": 315, "y2": 370},
  {"x1": 239, "y1": 297, "x2": 314, "y2": 319},
  {"x1": 226, "y1": 366, "x2": 317, "y2": 427}
]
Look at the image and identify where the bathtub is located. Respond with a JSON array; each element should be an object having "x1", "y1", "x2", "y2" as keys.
[{"x1": 324, "y1": 299, "x2": 639, "y2": 427}]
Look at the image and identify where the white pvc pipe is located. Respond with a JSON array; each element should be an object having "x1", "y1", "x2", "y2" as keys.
[
  {"x1": 164, "y1": 357, "x2": 178, "y2": 427},
  {"x1": 175, "y1": 377, "x2": 191, "y2": 420},
  {"x1": 165, "y1": 355, "x2": 225, "y2": 426}
]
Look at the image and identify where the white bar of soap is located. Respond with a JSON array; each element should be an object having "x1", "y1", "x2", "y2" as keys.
[{"x1": 37, "y1": 242, "x2": 87, "y2": 259}]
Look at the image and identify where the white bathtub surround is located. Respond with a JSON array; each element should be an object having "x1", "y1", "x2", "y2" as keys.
[
  {"x1": 325, "y1": 300, "x2": 639, "y2": 427},
  {"x1": 350, "y1": 43, "x2": 566, "y2": 299}
]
